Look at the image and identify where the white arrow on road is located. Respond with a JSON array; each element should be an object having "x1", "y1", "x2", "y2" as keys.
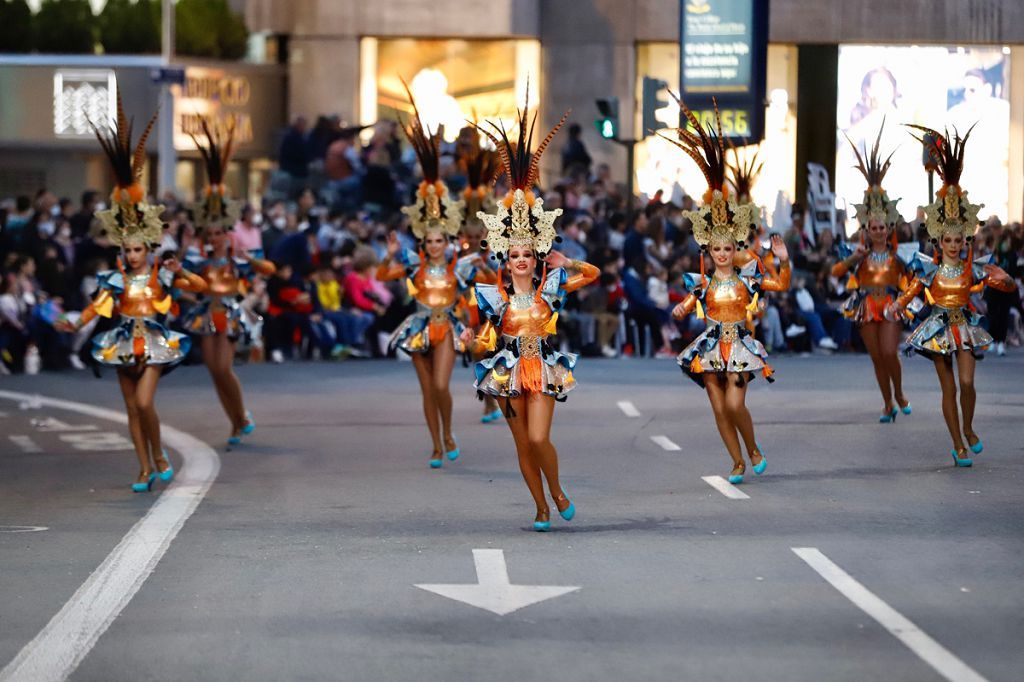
[{"x1": 415, "y1": 549, "x2": 580, "y2": 616}]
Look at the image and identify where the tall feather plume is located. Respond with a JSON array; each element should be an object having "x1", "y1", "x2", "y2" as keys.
[
  {"x1": 473, "y1": 76, "x2": 569, "y2": 191},
  {"x1": 845, "y1": 119, "x2": 895, "y2": 188},
  {"x1": 91, "y1": 93, "x2": 158, "y2": 188},
  {"x1": 656, "y1": 94, "x2": 727, "y2": 193},
  {"x1": 190, "y1": 115, "x2": 237, "y2": 186},
  {"x1": 399, "y1": 77, "x2": 441, "y2": 183},
  {"x1": 727, "y1": 141, "x2": 763, "y2": 200},
  {"x1": 461, "y1": 123, "x2": 501, "y2": 190},
  {"x1": 905, "y1": 122, "x2": 976, "y2": 187}
]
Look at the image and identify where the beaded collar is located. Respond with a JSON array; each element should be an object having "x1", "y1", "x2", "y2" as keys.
[{"x1": 937, "y1": 261, "x2": 964, "y2": 279}]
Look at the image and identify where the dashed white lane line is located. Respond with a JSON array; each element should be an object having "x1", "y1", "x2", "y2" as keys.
[
  {"x1": 792, "y1": 548, "x2": 987, "y2": 682},
  {"x1": 7, "y1": 435, "x2": 42, "y2": 453},
  {"x1": 0, "y1": 526, "x2": 48, "y2": 533},
  {"x1": 701, "y1": 475, "x2": 750, "y2": 499},
  {"x1": 0, "y1": 390, "x2": 220, "y2": 682},
  {"x1": 616, "y1": 400, "x2": 640, "y2": 418},
  {"x1": 650, "y1": 435, "x2": 681, "y2": 451}
]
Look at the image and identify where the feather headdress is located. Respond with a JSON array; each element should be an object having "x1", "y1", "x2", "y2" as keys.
[
  {"x1": 90, "y1": 94, "x2": 163, "y2": 247},
  {"x1": 190, "y1": 116, "x2": 241, "y2": 234},
  {"x1": 905, "y1": 123, "x2": 982, "y2": 243},
  {"x1": 398, "y1": 78, "x2": 463, "y2": 240},
  {"x1": 459, "y1": 123, "x2": 501, "y2": 224},
  {"x1": 473, "y1": 81, "x2": 569, "y2": 259},
  {"x1": 657, "y1": 96, "x2": 754, "y2": 249},
  {"x1": 727, "y1": 141, "x2": 763, "y2": 219},
  {"x1": 846, "y1": 120, "x2": 901, "y2": 228}
]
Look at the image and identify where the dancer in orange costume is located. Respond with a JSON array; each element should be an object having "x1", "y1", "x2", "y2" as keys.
[
  {"x1": 183, "y1": 118, "x2": 276, "y2": 446},
  {"x1": 58, "y1": 97, "x2": 207, "y2": 492},
  {"x1": 661, "y1": 101, "x2": 790, "y2": 485},
  {"x1": 462, "y1": 102, "x2": 599, "y2": 531},
  {"x1": 832, "y1": 122, "x2": 912, "y2": 422},
  {"x1": 376, "y1": 84, "x2": 476, "y2": 468},
  {"x1": 896, "y1": 125, "x2": 1014, "y2": 467}
]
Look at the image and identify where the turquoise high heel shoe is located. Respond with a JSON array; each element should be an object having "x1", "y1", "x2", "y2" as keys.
[
  {"x1": 227, "y1": 434, "x2": 241, "y2": 446},
  {"x1": 901, "y1": 404, "x2": 912, "y2": 415},
  {"x1": 752, "y1": 445, "x2": 767, "y2": 476},
  {"x1": 241, "y1": 411, "x2": 255, "y2": 436},
  {"x1": 879, "y1": 407, "x2": 898, "y2": 423},
  {"x1": 951, "y1": 448, "x2": 973, "y2": 467},
  {"x1": 157, "y1": 450, "x2": 174, "y2": 483},
  {"x1": 445, "y1": 437, "x2": 460, "y2": 462},
  {"x1": 481, "y1": 409, "x2": 502, "y2": 424},
  {"x1": 132, "y1": 472, "x2": 156, "y2": 493},
  {"x1": 533, "y1": 510, "x2": 551, "y2": 532},
  {"x1": 728, "y1": 463, "x2": 745, "y2": 485},
  {"x1": 555, "y1": 494, "x2": 575, "y2": 521},
  {"x1": 429, "y1": 456, "x2": 443, "y2": 469},
  {"x1": 967, "y1": 435, "x2": 983, "y2": 454}
]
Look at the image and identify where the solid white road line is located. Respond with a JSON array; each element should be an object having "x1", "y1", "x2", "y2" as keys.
[
  {"x1": 616, "y1": 400, "x2": 640, "y2": 418},
  {"x1": 0, "y1": 526, "x2": 49, "y2": 533},
  {"x1": 650, "y1": 435, "x2": 681, "y2": 451},
  {"x1": 701, "y1": 475, "x2": 750, "y2": 499},
  {"x1": 792, "y1": 547, "x2": 987, "y2": 682},
  {"x1": 7, "y1": 435, "x2": 42, "y2": 453},
  {"x1": 0, "y1": 390, "x2": 220, "y2": 682}
]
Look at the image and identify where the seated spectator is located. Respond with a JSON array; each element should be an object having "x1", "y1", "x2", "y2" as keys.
[
  {"x1": 265, "y1": 263, "x2": 316, "y2": 363},
  {"x1": 231, "y1": 205, "x2": 265, "y2": 254},
  {"x1": 313, "y1": 263, "x2": 371, "y2": 357}
]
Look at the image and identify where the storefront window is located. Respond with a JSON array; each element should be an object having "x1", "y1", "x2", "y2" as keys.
[
  {"x1": 361, "y1": 38, "x2": 541, "y2": 141},
  {"x1": 636, "y1": 42, "x2": 796, "y2": 228}
]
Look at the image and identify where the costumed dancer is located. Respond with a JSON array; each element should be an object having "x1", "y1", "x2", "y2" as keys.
[
  {"x1": 895, "y1": 126, "x2": 1014, "y2": 467},
  {"x1": 58, "y1": 98, "x2": 207, "y2": 492},
  {"x1": 457, "y1": 125, "x2": 503, "y2": 423},
  {"x1": 462, "y1": 104, "x2": 599, "y2": 531},
  {"x1": 183, "y1": 118, "x2": 276, "y2": 446},
  {"x1": 832, "y1": 122, "x2": 912, "y2": 422},
  {"x1": 376, "y1": 84, "x2": 474, "y2": 469},
  {"x1": 663, "y1": 101, "x2": 790, "y2": 485}
]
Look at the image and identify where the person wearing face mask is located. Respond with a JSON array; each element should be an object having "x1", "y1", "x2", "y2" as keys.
[
  {"x1": 832, "y1": 124, "x2": 913, "y2": 423},
  {"x1": 462, "y1": 104, "x2": 599, "y2": 532},
  {"x1": 376, "y1": 86, "x2": 478, "y2": 469},
  {"x1": 664, "y1": 101, "x2": 791, "y2": 487},
  {"x1": 896, "y1": 127, "x2": 1014, "y2": 467},
  {"x1": 56, "y1": 98, "x2": 207, "y2": 493},
  {"x1": 231, "y1": 205, "x2": 265, "y2": 254}
]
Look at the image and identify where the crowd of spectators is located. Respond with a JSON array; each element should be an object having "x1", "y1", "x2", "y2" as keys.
[{"x1": 2, "y1": 116, "x2": 1023, "y2": 375}]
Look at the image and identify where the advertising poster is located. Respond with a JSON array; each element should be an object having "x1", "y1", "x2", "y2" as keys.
[{"x1": 836, "y1": 45, "x2": 1011, "y2": 231}]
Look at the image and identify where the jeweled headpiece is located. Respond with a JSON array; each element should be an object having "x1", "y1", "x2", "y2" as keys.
[
  {"x1": 658, "y1": 98, "x2": 754, "y2": 249},
  {"x1": 459, "y1": 124, "x2": 501, "y2": 224},
  {"x1": 474, "y1": 88, "x2": 569, "y2": 260},
  {"x1": 398, "y1": 79, "x2": 463, "y2": 240},
  {"x1": 847, "y1": 120, "x2": 900, "y2": 227},
  {"x1": 91, "y1": 94, "x2": 163, "y2": 248},
  {"x1": 190, "y1": 116, "x2": 240, "y2": 235},
  {"x1": 906, "y1": 123, "x2": 982, "y2": 243}
]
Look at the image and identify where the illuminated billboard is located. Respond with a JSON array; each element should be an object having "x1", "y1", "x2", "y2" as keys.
[{"x1": 836, "y1": 45, "x2": 1010, "y2": 230}]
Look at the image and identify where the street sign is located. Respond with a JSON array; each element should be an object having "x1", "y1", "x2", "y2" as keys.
[
  {"x1": 679, "y1": 0, "x2": 769, "y2": 142},
  {"x1": 149, "y1": 66, "x2": 185, "y2": 86}
]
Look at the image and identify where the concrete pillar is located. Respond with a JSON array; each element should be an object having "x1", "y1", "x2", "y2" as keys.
[{"x1": 287, "y1": 37, "x2": 360, "y2": 124}]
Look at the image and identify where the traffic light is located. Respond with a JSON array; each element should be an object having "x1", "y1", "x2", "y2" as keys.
[
  {"x1": 595, "y1": 97, "x2": 619, "y2": 140},
  {"x1": 642, "y1": 76, "x2": 669, "y2": 137}
]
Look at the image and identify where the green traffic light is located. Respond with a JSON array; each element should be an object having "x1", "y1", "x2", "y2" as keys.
[{"x1": 600, "y1": 119, "x2": 615, "y2": 139}]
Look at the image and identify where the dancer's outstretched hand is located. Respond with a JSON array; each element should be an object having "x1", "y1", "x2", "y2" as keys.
[{"x1": 770, "y1": 234, "x2": 789, "y2": 262}]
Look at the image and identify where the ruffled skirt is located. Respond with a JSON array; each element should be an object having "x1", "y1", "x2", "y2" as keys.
[
  {"x1": 388, "y1": 306, "x2": 466, "y2": 354},
  {"x1": 91, "y1": 316, "x2": 191, "y2": 367},
  {"x1": 474, "y1": 335, "x2": 577, "y2": 399},
  {"x1": 905, "y1": 305, "x2": 993, "y2": 357},
  {"x1": 840, "y1": 288, "x2": 899, "y2": 325},
  {"x1": 677, "y1": 319, "x2": 774, "y2": 387},
  {"x1": 181, "y1": 296, "x2": 261, "y2": 341}
]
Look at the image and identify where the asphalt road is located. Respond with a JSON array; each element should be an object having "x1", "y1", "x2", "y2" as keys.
[{"x1": 1, "y1": 351, "x2": 1022, "y2": 681}]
